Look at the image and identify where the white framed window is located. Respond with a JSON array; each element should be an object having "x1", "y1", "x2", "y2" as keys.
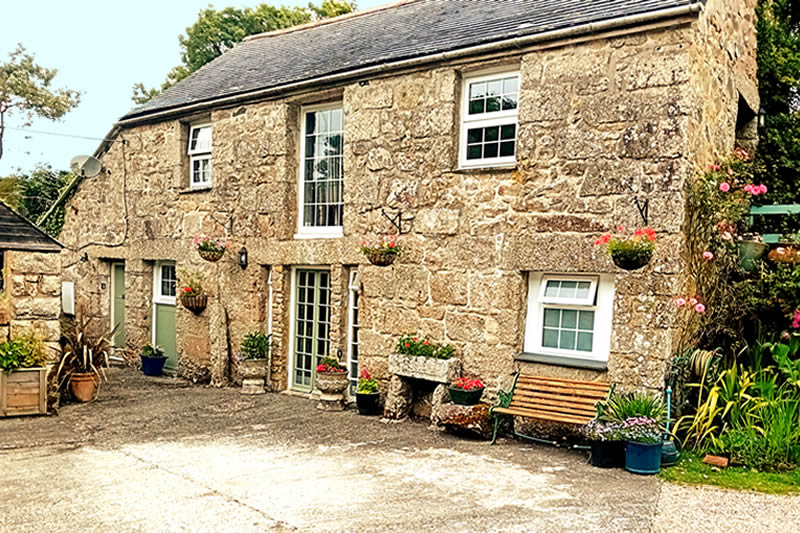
[
  {"x1": 460, "y1": 70, "x2": 520, "y2": 169},
  {"x1": 187, "y1": 124, "x2": 212, "y2": 188},
  {"x1": 296, "y1": 103, "x2": 344, "y2": 239},
  {"x1": 523, "y1": 273, "x2": 614, "y2": 364},
  {"x1": 153, "y1": 261, "x2": 177, "y2": 306}
]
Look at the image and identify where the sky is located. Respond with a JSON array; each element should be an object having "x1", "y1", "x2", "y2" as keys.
[{"x1": 0, "y1": 0, "x2": 384, "y2": 176}]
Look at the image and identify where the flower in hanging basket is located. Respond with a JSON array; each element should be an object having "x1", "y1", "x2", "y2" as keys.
[
  {"x1": 595, "y1": 226, "x2": 656, "y2": 271},
  {"x1": 360, "y1": 235, "x2": 403, "y2": 267},
  {"x1": 193, "y1": 234, "x2": 229, "y2": 261},
  {"x1": 178, "y1": 269, "x2": 208, "y2": 313}
]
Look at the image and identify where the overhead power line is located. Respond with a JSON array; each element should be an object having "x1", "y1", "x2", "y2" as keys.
[{"x1": 5, "y1": 126, "x2": 117, "y2": 143}]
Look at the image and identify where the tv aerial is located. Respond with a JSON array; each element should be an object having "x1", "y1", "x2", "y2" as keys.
[{"x1": 70, "y1": 155, "x2": 103, "y2": 178}]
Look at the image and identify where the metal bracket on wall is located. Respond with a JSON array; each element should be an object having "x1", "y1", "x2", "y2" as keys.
[
  {"x1": 634, "y1": 197, "x2": 649, "y2": 227},
  {"x1": 381, "y1": 208, "x2": 409, "y2": 235}
]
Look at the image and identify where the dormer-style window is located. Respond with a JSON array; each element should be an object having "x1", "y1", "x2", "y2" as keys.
[
  {"x1": 188, "y1": 124, "x2": 212, "y2": 188},
  {"x1": 460, "y1": 71, "x2": 520, "y2": 169}
]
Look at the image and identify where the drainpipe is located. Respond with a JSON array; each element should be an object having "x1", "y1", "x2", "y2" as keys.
[{"x1": 115, "y1": 3, "x2": 704, "y2": 128}]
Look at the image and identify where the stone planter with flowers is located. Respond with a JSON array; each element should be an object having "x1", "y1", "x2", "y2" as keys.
[
  {"x1": 316, "y1": 357, "x2": 348, "y2": 411},
  {"x1": 238, "y1": 331, "x2": 271, "y2": 395}
]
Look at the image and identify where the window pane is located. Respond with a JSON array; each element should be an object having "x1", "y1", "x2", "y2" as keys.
[
  {"x1": 501, "y1": 124, "x2": 516, "y2": 140},
  {"x1": 503, "y1": 77, "x2": 518, "y2": 94},
  {"x1": 302, "y1": 108, "x2": 344, "y2": 228},
  {"x1": 500, "y1": 141, "x2": 515, "y2": 157},
  {"x1": 502, "y1": 96, "x2": 518, "y2": 111},
  {"x1": 543, "y1": 308, "x2": 560, "y2": 327},
  {"x1": 305, "y1": 112, "x2": 316, "y2": 133},
  {"x1": 469, "y1": 99, "x2": 485, "y2": 115},
  {"x1": 467, "y1": 146, "x2": 482, "y2": 160},
  {"x1": 190, "y1": 126, "x2": 211, "y2": 153},
  {"x1": 578, "y1": 310, "x2": 595, "y2": 330},
  {"x1": 559, "y1": 330, "x2": 576, "y2": 350},
  {"x1": 577, "y1": 332, "x2": 594, "y2": 352},
  {"x1": 487, "y1": 80, "x2": 502, "y2": 96},
  {"x1": 483, "y1": 143, "x2": 498, "y2": 158},
  {"x1": 542, "y1": 328, "x2": 559, "y2": 348},
  {"x1": 330, "y1": 108, "x2": 343, "y2": 131},
  {"x1": 559, "y1": 281, "x2": 577, "y2": 298},
  {"x1": 485, "y1": 127, "x2": 499, "y2": 142},
  {"x1": 561, "y1": 309, "x2": 577, "y2": 329},
  {"x1": 486, "y1": 96, "x2": 501, "y2": 112},
  {"x1": 470, "y1": 81, "x2": 486, "y2": 99},
  {"x1": 576, "y1": 282, "x2": 591, "y2": 300},
  {"x1": 544, "y1": 280, "x2": 560, "y2": 297},
  {"x1": 467, "y1": 128, "x2": 482, "y2": 144}
]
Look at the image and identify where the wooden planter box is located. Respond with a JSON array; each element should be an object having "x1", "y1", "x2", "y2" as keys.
[{"x1": 1, "y1": 367, "x2": 48, "y2": 417}]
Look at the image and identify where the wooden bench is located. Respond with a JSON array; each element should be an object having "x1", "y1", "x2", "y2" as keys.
[{"x1": 490, "y1": 373, "x2": 610, "y2": 444}]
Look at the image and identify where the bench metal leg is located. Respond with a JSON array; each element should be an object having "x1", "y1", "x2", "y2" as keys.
[{"x1": 490, "y1": 415, "x2": 500, "y2": 445}]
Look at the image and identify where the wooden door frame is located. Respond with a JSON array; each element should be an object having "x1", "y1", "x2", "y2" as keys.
[{"x1": 110, "y1": 262, "x2": 125, "y2": 349}]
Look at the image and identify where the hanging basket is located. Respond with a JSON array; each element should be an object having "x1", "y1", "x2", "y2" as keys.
[
  {"x1": 366, "y1": 251, "x2": 397, "y2": 267},
  {"x1": 198, "y1": 249, "x2": 225, "y2": 262},
  {"x1": 610, "y1": 248, "x2": 653, "y2": 271},
  {"x1": 180, "y1": 293, "x2": 208, "y2": 314}
]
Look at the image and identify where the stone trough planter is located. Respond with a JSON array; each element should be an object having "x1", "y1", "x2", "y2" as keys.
[{"x1": 384, "y1": 353, "x2": 461, "y2": 420}]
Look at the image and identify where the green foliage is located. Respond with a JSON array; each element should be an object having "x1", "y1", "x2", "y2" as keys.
[
  {"x1": 177, "y1": 268, "x2": 205, "y2": 297},
  {"x1": 0, "y1": 44, "x2": 81, "y2": 160},
  {"x1": 140, "y1": 344, "x2": 165, "y2": 359},
  {"x1": 240, "y1": 332, "x2": 271, "y2": 360},
  {"x1": 55, "y1": 316, "x2": 114, "y2": 392},
  {"x1": 0, "y1": 165, "x2": 77, "y2": 237},
  {"x1": 132, "y1": 1, "x2": 356, "y2": 104},
  {"x1": 596, "y1": 390, "x2": 667, "y2": 425},
  {"x1": 0, "y1": 330, "x2": 46, "y2": 372},
  {"x1": 619, "y1": 417, "x2": 663, "y2": 444},
  {"x1": 659, "y1": 453, "x2": 800, "y2": 495},
  {"x1": 607, "y1": 238, "x2": 654, "y2": 268},
  {"x1": 396, "y1": 334, "x2": 454, "y2": 359},
  {"x1": 357, "y1": 368, "x2": 378, "y2": 394}
]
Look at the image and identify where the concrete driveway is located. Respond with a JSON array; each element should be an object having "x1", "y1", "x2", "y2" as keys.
[{"x1": 1, "y1": 368, "x2": 796, "y2": 532}]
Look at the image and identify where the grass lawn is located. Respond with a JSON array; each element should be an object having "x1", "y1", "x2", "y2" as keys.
[{"x1": 659, "y1": 454, "x2": 800, "y2": 495}]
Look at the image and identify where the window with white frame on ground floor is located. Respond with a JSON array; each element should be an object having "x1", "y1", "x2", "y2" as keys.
[
  {"x1": 523, "y1": 273, "x2": 614, "y2": 365},
  {"x1": 347, "y1": 270, "x2": 360, "y2": 396},
  {"x1": 297, "y1": 104, "x2": 344, "y2": 238},
  {"x1": 154, "y1": 262, "x2": 177, "y2": 305},
  {"x1": 460, "y1": 70, "x2": 519, "y2": 169},
  {"x1": 188, "y1": 123, "x2": 212, "y2": 188}
]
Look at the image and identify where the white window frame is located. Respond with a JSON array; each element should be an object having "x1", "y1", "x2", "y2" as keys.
[
  {"x1": 346, "y1": 270, "x2": 360, "y2": 397},
  {"x1": 523, "y1": 272, "x2": 614, "y2": 364},
  {"x1": 187, "y1": 123, "x2": 212, "y2": 189},
  {"x1": 153, "y1": 261, "x2": 177, "y2": 306},
  {"x1": 459, "y1": 70, "x2": 520, "y2": 169},
  {"x1": 295, "y1": 102, "x2": 345, "y2": 239}
]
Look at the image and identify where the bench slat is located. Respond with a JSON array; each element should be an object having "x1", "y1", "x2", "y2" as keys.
[
  {"x1": 510, "y1": 390, "x2": 602, "y2": 407},
  {"x1": 516, "y1": 379, "x2": 609, "y2": 394},
  {"x1": 493, "y1": 406, "x2": 591, "y2": 425},
  {"x1": 517, "y1": 375, "x2": 610, "y2": 390},
  {"x1": 509, "y1": 400, "x2": 596, "y2": 418},
  {"x1": 509, "y1": 397, "x2": 596, "y2": 416},
  {"x1": 514, "y1": 384, "x2": 608, "y2": 400}
]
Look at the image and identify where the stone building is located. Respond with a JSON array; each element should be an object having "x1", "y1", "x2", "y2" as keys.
[
  {"x1": 0, "y1": 203, "x2": 63, "y2": 355},
  {"x1": 60, "y1": 0, "x2": 758, "y2": 398}
]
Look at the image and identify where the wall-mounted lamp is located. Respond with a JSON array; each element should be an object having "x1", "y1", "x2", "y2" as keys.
[
  {"x1": 238, "y1": 247, "x2": 248, "y2": 269},
  {"x1": 758, "y1": 107, "x2": 767, "y2": 129}
]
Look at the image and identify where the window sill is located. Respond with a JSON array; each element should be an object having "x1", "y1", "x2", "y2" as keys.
[
  {"x1": 515, "y1": 352, "x2": 608, "y2": 371},
  {"x1": 294, "y1": 229, "x2": 343, "y2": 240},
  {"x1": 452, "y1": 164, "x2": 517, "y2": 174},
  {"x1": 179, "y1": 186, "x2": 213, "y2": 194}
]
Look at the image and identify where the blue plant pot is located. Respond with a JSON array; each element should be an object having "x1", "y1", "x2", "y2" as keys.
[
  {"x1": 625, "y1": 441, "x2": 663, "y2": 475},
  {"x1": 140, "y1": 355, "x2": 168, "y2": 377}
]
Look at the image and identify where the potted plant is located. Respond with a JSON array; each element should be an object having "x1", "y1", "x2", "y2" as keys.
[
  {"x1": 736, "y1": 234, "x2": 768, "y2": 271},
  {"x1": 55, "y1": 317, "x2": 113, "y2": 403},
  {"x1": 448, "y1": 377, "x2": 485, "y2": 405},
  {"x1": 595, "y1": 226, "x2": 656, "y2": 271},
  {"x1": 0, "y1": 330, "x2": 48, "y2": 417},
  {"x1": 178, "y1": 269, "x2": 208, "y2": 313},
  {"x1": 140, "y1": 344, "x2": 168, "y2": 377},
  {"x1": 620, "y1": 416, "x2": 664, "y2": 475},
  {"x1": 583, "y1": 419, "x2": 625, "y2": 468},
  {"x1": 360, "y1": 235, "x2": 402, "y2": 267},
  {"x1": 767, "y1": 233, "x2": 800, "y2": 264},
  {"x1": 193, "y1": 235, "x2": 229, "y2": 262},
  {"x1": 316, "y1": 356, "x2": 348, "y2": 411},
  {"x1": 239, "y1": 331, "x2": 271, "y2": 395},
  {"x1": 356, "y1": 368, "x2": 380, "y2": 416}
]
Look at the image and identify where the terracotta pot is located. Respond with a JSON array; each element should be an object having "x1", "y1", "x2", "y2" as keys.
[
  {"x1": 180, "y1": 293, "x2": 208, "y2": 313},
  {"x1": 199, "y1": 249, "x2": 225, "y2": 262},
  {"x1": 70, "y1": 372, "x2": 98, "y2": 403},
  {"x1": 365, "y1": 251, "x2": 397, "y2": 267}
]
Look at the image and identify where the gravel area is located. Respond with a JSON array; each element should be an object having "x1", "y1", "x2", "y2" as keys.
[{"x1": 0, "y1": 367, "x2": 795, "y2": 532}]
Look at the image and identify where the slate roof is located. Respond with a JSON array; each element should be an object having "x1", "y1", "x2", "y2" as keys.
[
  {"x1": 121, "y1": 0, "x2": 698, "y2": 122},
  {"x1": 0, "y1": 203, "x2": 62, "y2": 253}
]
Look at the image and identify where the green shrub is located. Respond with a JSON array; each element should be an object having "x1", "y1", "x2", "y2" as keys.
[
  {"x1": 140, "y1": 344, "x2": 165, "y2": 359},
  {"x1": 396, "y1": 334, "x2": 454, "y2": 359},
  {"x1": 0, "y1": 330, "x2": 46, "y2": 372},
  {"x1": 357, "y1": 368, "x2": 378, "y2": 394},
  {"x1": 597, "y1": 390, "x2": 667, "y2": 425},
  {"x1": 240, "y1": 332, "x2": 271, "y2": 360}
]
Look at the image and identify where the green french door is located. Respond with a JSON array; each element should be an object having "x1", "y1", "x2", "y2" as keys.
[
  {"x1": 153, "y1": 261, "x2": 178, "y2": 370},
  {"x1": 292, "y1": 269, "x2": 331, "y2": 392},
  {"x1": 111, "y1": 263, "x2": 126, "y2": 349}
]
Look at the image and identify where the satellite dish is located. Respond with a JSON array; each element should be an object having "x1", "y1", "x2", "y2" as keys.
[{"x1": 70, "y1": 155, "x2": 103, "y2": 178}]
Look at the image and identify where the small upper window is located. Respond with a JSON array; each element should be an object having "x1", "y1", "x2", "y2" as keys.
[
  {"x1": 460, "y1": 71, "x2": 520, "y2": 169},
  {"x1": 187, "y1": 124, "x2": 212, "y2": 188}
]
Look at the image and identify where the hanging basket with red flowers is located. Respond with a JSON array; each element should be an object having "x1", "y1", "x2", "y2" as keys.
[
  {"x1": 178, "y1": 269, "x2": 207, "y2": 314},
  {"x1": 360, "y1": 235, "x2": 403, "y2": 267},
  {"x1": 595, "y1": 226, "x2": 656, "y2": 271}
]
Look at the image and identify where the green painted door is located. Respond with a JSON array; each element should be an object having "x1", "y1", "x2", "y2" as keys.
[
  {"x1": 154, "y1": 262, "x2": 178, "y2": 370},
  {"x1": 293, "y1": 269, "x2": 331, "y2": 392},
  {"x1": 111, "y1": 263, "x2": 125, "y2": 348}
]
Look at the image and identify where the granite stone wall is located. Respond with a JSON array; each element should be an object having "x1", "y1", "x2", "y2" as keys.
[{"x1": 59, "y1": 5, "x2": 756, "y2": 394}]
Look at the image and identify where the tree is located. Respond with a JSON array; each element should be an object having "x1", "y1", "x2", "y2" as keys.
[
  {"x1": 0, "y1": 166, "x2": 76, "y2": 237},
  {"x1": 132, "y1": 1, "x2": 356, "y2": 104},
  {"x1": 754, "y1": 0, "x2": 800, "y2": 204},
  {"x1": 0, "y1": 44, "x2": 81, "y2": 160}
]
